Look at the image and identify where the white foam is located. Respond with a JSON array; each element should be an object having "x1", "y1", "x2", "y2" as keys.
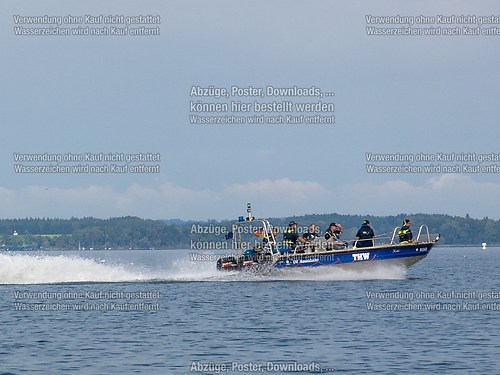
[
  {"x1": 160, "y1": 257, "x2": 408, "y2": 282},
  {"x1": 159, "y1": 257, "x2": 226, "y2": 281},
  {"x1": 268, "y1": 263, "x2": 408, "y2": 281},
  {"x1": 0, "y1": 252, "x2": 407, "y2": 284},
  {"x1": 0, "y1": 253, "x2": 150, "y2": 284}
]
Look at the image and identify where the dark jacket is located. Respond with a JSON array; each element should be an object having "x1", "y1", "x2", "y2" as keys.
[
  {"x1": 324, "y1": 229, "x2": 338, "y2": 241},
  {"x1": 355, "y1": 224, "x2": 374, "y2": 248},
  {"x1": 303, "y1": 231, "x2": 319, "y2": 241},
  {"x1": 283, "y1": 227, "x2": 299, "y2": 248}
]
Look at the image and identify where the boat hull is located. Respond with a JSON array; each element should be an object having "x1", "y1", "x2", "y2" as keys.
[
  {"x1": 216, "y1": 208, "x2": 439, "y2": 273},
  {"x1": 217, "y1": 241, "x2": 437, "y2": 272},
  {"x1": 274, "y1": 242, "x2": 435, "y2": 269}
]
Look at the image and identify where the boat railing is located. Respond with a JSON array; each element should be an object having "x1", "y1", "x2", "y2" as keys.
[
  {"x1": 231, "y1": 215, "x2": 438, "y2": 255},
  {"x1": 353, "y1": 232, "x2": 393, "y2": 249},
  {"x1": 389, "y1": 224, "x2": 437, "y2": 244},
  {"x1": 294, "y1": 233, "x2": 396, "y2": 253},
  {"x1": 296, "y1": 225, "x2": 438, "y2": 254},
  {"x1": 416, "y1": 224, "x2": 431, "y2": 243},
  {"x1": 351, "y1": 238, "x2": 374, "y2": 249},
  {"x1": 390, "y1": 227, "x2": 399, "y2": 244},
  {"x1": 231, "y1": 218, "x2": 278, "y2": 253}
]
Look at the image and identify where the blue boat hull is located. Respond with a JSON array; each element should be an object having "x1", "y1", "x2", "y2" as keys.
[
  {"x1": 274, "y1": 242, "x2": 435, "y2": 269},
  {"x1": 218, "y1": 205, "x2": 440, "y2": 273},
  {"x1": 217, "y1": 241, "x2": 437, "y2": 272}
]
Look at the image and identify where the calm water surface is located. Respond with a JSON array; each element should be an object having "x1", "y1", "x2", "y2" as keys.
[{"x1": 1, "y1": 247, "x2": 499, "y2": 374}]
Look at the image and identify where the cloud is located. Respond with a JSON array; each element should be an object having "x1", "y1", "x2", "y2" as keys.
[
  {"x1": 226, "y1": 178, "x2": 328, "y2": 201},
  {"x1": 344, "y1": 174, "x2": 500, "y2": 219},
  {"x1": 0, "y1": 178, "x2": 329, "y2": 220},
  {"x1": 0, "y1": 174, "x2": 498, "y2": 220}
]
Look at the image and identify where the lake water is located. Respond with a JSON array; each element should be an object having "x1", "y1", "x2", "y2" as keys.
[{"x1": 1, "y1": 246, "x2": 499, "y2": 374}]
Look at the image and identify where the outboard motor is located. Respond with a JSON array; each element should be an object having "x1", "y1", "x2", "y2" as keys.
[
  {"x1": 241, "y1": 249, "x2": 259, "y2": 267},
  {"x1": 216, "y1": 256, "x2": 240, "y2": 271}
]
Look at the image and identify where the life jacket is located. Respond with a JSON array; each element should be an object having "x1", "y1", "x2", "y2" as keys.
[
  {"x1": 282, "y1": 227, "x2": 297, "y2": 246},
  {"x1": 324, "y1": 229, "x2": 338, "y2": 241},
  {"x1": 398, "y1": 226, "x2": 412, "y2": 243},
  {"x1": 304, "y1": 231, "x2": 319, "y2": 241}
]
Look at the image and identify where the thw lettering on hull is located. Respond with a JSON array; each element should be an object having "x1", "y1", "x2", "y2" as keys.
[{"x1": 352, "y1": 252, "x2": 370, "y2": 261}]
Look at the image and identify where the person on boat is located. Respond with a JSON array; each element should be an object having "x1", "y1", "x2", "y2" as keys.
[
  {"x1": 324, "y1": 222, "x2": 341, "y2": 241},
  {"x1": 398, "y1": 219, "x2": 413, "y2": 244},
  {"x1": 282, "y1": 220, "x2": 306, "y2": 251},
  {"x1": 303, "y1": 223, "x2": 321, "y2": 252},
  {"x1": 354, "y1": 220, "x2": 375, "y2": 248},
  {"x1": 334, "y1": 223, "x2": 343, "y2": 239},
  {"x1": 324, "y1": 223, "x2": 348, "y2": 250},
  {"x1": 303, "y1": 223, "x2": 320, "y2": 241}
]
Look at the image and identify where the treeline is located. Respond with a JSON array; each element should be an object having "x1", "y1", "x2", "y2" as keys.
[
  {"x1": 268, "y1": 213, "x2": 498, "y2": 246},
  {"x1": 0, "y1": 213, "x2": 498, "y2": 251},
  {"x1": 0, "y1": 217, "x2": 185, "y2": 250}
]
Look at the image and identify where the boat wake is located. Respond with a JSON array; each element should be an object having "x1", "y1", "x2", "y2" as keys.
[
  {"x1": 0, "y1": 252, "x2": 407, "y2": 285},
  {"x1": 0, "y1": 252, "x2": 155, "y2": 285},
  {"x1": 262, "y1": 263, "x2": 408, "y2": 281},
  {"x1": 208, "y1": 263, "x2": 407, "y2": 282}
]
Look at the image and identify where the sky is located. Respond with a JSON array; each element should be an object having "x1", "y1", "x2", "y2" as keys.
[{"x1": 1, "y1": 0, "x2": 500, "y2": 221}]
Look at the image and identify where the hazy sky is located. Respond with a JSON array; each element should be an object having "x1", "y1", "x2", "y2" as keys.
[{"x1": 2, "y1": 0, "x2": 500, "y2": 220}]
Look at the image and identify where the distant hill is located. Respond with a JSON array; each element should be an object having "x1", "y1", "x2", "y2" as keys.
[
  {"x1": 164, "y1": 218, "x2": 191, "y2": 225},
  {"x1": 0, "y1": 213, "x2": 497, "y2": 250}
]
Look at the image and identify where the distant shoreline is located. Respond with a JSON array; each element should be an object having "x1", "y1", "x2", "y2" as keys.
[{"x1": 0, "y1": 213, "x2": 498, "y2": 250}]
